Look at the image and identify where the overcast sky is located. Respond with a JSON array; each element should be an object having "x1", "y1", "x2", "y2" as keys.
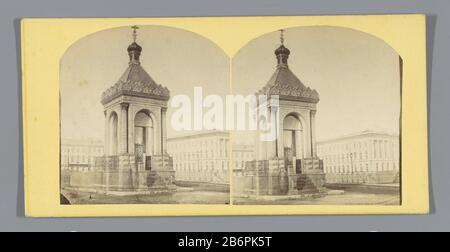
[{"x1": 61, "y1": 26, "x2": 400, "y2": 144}]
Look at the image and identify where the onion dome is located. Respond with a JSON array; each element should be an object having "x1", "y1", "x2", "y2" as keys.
[
  {"x1": 101, "y1": 26, "x2": 171, "y2": 105},
  {"x1": 127, "y1": 42, "x2": 143, "y2": 63},
  {"x1": 275, "y1": 44, "x2": 291, "y2": 66},
  {"x1": 127, "y1": 42, "x2": 142, "y2": 53},
  {"x1": 256, "y1": 30, "x2": 319, "y2": 103}
]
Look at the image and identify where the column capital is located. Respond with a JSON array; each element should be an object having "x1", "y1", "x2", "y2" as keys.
[{"x1": 120, "y1": 102, "x2": 129, "y2": 109}]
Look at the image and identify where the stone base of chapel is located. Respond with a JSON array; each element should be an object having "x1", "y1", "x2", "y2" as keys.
[
  {"x1": 61, "y1": 154, "x2": 176, "y2": 194},
  {"x1": 233, "y1": 157, "x2": 326, "y2": 197}
]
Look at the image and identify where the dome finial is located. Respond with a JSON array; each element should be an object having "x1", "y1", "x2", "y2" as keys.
[
  {"x1": 132, "y1": 25, "x2": 139, "y2": 43},
  {"x1": 280, "y1": 29, "x2": 285, "y2": 45},
  {"x1": 275, "y1": 29, "x2": 290, "y2": 67},
  {"x1": 128, "y1": 26, "x2": 142, "y2": 64}
]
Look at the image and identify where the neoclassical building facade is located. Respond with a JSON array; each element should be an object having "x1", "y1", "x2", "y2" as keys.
[
  {"x1": 61, "y1": 139, "x2": 103, "y2": 172},
  {"x1": 235, "y1": 32, "x2": 325, "y2": 196},
  {"x1": 167, "y1": 131, "x2": 255, "y2": 185},
  {"x1": 317, "y1": 131, "x2": 400, "y2": 184},
  {"x1": 167, "y1": 131, "x2": 229, "y2": 184}
]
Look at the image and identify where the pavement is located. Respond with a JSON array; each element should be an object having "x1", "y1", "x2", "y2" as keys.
[
  {"x1": 63, "y1": 189, "x2": 230, "y2": 205},
  {"x1": 233, "y1": 187, "x2": 400, "y2": 205},
  {"x1": 62, "y1": 183, "x2": 400, "y2": 206}
]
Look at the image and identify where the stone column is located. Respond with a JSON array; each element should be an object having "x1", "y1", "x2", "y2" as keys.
[
  {"x1": 119, "y1": 103, "x2": 129, "y2": 154},
  {"x1": 104, "y1": 111, "x2": 109, "y2": 156},
  {"x1": 311, "y1": 110, "x2": 317, "y2": 157},
  {"x1": 303, "y1": 111, "x2": 312, "y2": 158},
  {"x1": 155, "y1": 108, "x2": 162, "y2": 155},
  {"x1": 127, "y1": 105, "x2": 135, "y2": 155},
  {"x1": 267, "y1": 106, "x2": 278, "y2": 159},
  {"x1": 146, "y1": 126, "x2": 153, "y2": 155},
  {"x1": 162, "y1": 107, "x2": 168, "y2": 154},
  {"x1": 295, "y1": 130, "x2": 303, "y2": 159},
  {"x1": 277, "y1": 111, "x2": 285, "y2": 160},
  {"x1": 104, "y1": 110, "x2": 110, "y2": 191}
]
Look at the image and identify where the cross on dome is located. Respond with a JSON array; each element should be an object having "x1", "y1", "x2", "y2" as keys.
[{"x1": 131, "y1": 25, "x2": 139, "y2": 42}]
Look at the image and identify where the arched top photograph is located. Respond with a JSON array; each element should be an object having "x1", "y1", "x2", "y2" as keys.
[
  {"x1": 59, "y1": 25, "x2": 230, "y2": 205},
  {"x1": 231, "y1": 26, "x2": 402, "y2": 206}
]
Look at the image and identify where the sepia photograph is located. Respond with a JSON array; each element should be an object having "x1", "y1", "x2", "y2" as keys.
[
  {"x1": 59, "y1": 25, "x2": 402, "y2": 206},
  {"x1": 59, "y1": 26, "x2": 230, "y2": 205},
  {"x1": 231, "y1": 27, "x2": 402, "y2": 205}
]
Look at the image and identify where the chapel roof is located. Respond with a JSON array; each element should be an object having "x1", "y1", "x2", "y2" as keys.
[
  {"x1": 101, "y1": 27, "x2": 170, "y2": 105},
  {"x1": 256, "y1": 31, "x2": 320, "y2": 104}
]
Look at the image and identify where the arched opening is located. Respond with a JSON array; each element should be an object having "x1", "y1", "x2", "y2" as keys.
[
  {"x1": 134, "y1": 110, "x2": 154, "y2": 158},
  {"x1": 109, "y1": 112, "x2": 118, "y2": 155},
  {"x1": 283, "y1": 115, "x2": 303, "y2": 165}
]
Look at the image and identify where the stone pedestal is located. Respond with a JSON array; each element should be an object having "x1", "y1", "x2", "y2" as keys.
[
  {"x1": 236, "y1": 157, "x2": 325, "y2": 196},
  {"x1": 297, "y1": 174, "x2": 326, "y2": 193},
  {"x1": 296, "y1": 157, "x2": 325, "y2": 193},
  {"x1": 69, "y1": 153, "x2": 176, "y2": 193}
]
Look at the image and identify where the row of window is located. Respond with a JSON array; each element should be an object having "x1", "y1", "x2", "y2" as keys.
[
  {"x1": 168, "y1": 138, "x2": 229, "y2": 151},
  {"x1": 61, "y1": 166, "x2": 94, "y2": 172},
  {"x1": 233, "y1": 152, "x2": 254, "y2": 159},
  {"x1": 234, "y1": 161, "x2": 247, "y2": 169},
  {"x1": 318, "y1": 140, "x2": 399, "y2": 163},
  {"x1": 319, "y1": 138, "x2": 397, "y2": 152},
  {"x1": 321, "y1": 151, "x2": 399, "y2": 164},
  {"x1": 324, "y1": 162, "x2": 399, "y2": 174},
  {"x1": 61, "y1": 147, "x2": 103, "y2": 155},
  {"x1": 169, "y1": 150, "x2": 253, "y2": 162},
  {"x1": 174, "y1": 162, "x2": 228, "y2": 171},
  {"x1": 171, "y1": 150, "x2": 228, "y2": 160},
  {"x1": 61, "y1": 155, "x2": 97, "y2": 164}
]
